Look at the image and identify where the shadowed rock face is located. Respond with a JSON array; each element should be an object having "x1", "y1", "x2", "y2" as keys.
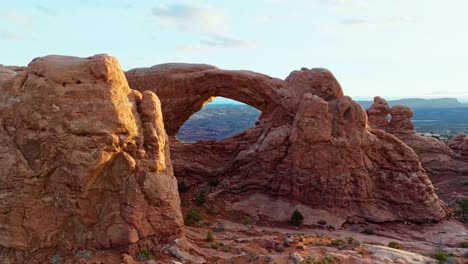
[
  {"x1": 0, "y1": 55, "x2": 183, "y2": 263},
  {"x1": 126, "y1": 65, "x2": 449, "y2": 223},
  {"x1": 367, "y1": 97, "x2": 468, "y2": 177}
]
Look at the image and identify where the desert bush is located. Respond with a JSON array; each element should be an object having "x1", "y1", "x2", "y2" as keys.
[
  {"x1": 460, "y1": 241, "x2": 468, "y2": 248},
  {"x1": 362, "y1": 227, "x2": 376, "y2": 235},
  {"x1": 184, "y1": 208, "x2": 202, "y2": 226},
  {"x1": 291, "y1": 209, "x2": 304, "y2": 227},
  {"x1": 330, "y1": 239, "x2": 346, "y2": 247},
  {"x1": 388, "y1": 241, "x2": 403, "y2": 250},
  {"x1": 455, "y1": 198, "x2": 468, "y2": 222},
  {"x1": 208, "y1": 178, "x2": 220, "y2": 187},
  {"x1": 210, "y1": 242, "x2": 220, "y2": 249},
  {"x1": 330, "y1": 237, "x2": 360, "y2": 250},
  {"x1": 346, "y1": 237, "x2": 361, "y2": 249},
  {"x1": 206, "y1": 230, "x2": 215, "y2": 242},
  {"x1": 433, "y1": 251, "x2": 449, "y2": 263},
  {"x1": 302, "y1": 255, "x2": 334, "y2": 264},
  {"x1": 136, "y1": 250, "x2": 153, "y2": 261},
  {"x1": 196, "y1": 191, "x2": 206, "y2": 207},
  {"x1": 178, "y1": 182, "x2": 188, "y2": 193}
]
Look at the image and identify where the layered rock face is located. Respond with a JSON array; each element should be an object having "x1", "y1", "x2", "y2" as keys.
[
  {"x1": 367, "y1": 97, "x2": 468, "y2": 177},
  {"x1": 126, "y1": 66, "x2": 449, "y2": 223},
  {"x1": 0, "y1": 55, "x2": 183, "y2": 262}
]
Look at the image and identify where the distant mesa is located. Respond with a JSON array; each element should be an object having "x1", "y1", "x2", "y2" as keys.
[{"x1": 359, "y1": 97, "x2": 467, "y2": 109}]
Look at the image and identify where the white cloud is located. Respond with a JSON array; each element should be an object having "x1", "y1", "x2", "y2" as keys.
[
  {"x1": 152, "y1": 3, "x2": 248, "y2": 50},
  {"x1": 339, "y1": 17, "x2": 415, "y2": 28}
]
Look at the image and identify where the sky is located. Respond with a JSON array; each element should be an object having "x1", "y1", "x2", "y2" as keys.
[{"x1": 1, "y1": 0, "x2": 468, "y2": 102}]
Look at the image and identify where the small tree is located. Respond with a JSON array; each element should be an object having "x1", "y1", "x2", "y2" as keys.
[
  {"x1": 290, "y1": 209, "x2": 304, "y2": 227},
  {"x1": 456, "y1": 198, "x2": 468, "y2": 222}
]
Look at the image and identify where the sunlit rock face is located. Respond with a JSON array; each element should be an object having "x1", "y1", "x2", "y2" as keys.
[
  {"x1": 367, "y1": 96, "x2": 468, "y2": 177},
  {"x1": 0, "y1": 55, "x2": 184, "y2": 263},
  {"x1": 126, "y1": 66, "x2": 449, "y2": 224}
]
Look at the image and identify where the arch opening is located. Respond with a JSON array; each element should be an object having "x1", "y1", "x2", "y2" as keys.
[{"x1": 176, "y1": 96, "x2": 261, "y2": 142}]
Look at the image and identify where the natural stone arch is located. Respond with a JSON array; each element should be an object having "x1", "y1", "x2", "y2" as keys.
[
  {"x1": 125, "y1": 63, "x2": 289, "y2": 136},
  {"x1": 126, "y1": 64, "x2": 449, "y2": 224}
]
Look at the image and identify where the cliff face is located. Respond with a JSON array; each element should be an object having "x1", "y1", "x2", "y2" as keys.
[
  {"x1": 127, "y1": 66, "x2": 449, "y2": 223},
  {"x1": 0, "y1": 55, "x2": 184, "y2": 263}
]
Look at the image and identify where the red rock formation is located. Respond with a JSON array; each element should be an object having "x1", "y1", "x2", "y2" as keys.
[
  {"x1": 388, "y1": 105, "x2": 415, "y2": 134},
  {"x1": 367, "y1": 97, "x2": 468, "y2": 177},
  {"x1": 366, "y1": 96, "x2": 390, "y2": 130},
  {"x1": 126, "y1": 65, "x2": 449, "y2": 223},
  {"x1": 447, "y1": 133, "x2": 468, "y2": 156},
  {"x1": 0, "y1": 55, "x2": 184, "y2": 263}
]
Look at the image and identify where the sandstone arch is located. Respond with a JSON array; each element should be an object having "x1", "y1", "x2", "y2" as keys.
[
  {"x1": 126, "y1": 65, "x2": 449, "y2": 224},
  {"x1": 126, "y1": 64, "x2": 290, "y2": 136}
]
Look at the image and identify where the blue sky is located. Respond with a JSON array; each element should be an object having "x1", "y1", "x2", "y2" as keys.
[{"x1": 1, "y1": 0, "x2": 468, "y2": 101}]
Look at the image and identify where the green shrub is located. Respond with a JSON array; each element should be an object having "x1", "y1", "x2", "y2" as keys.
[
  {"x1": 388, "y1": 241, "x2": 403, "y2": 250},
  {"x1": 330, "y1": 239, "x2": 345, "y2": 247},
  {"x1": 330, "y1": 237, "x2": 360, "y2": 250},
  {"x1": 460, "y1": 241, "x2": 468, "y2": 248},
  {"x1": 433, "y1": 251, "x2": 449, "y2": 263},
  {"x1": 210, "y1": 242, "x2": 220, "y2": 249},
  {"x1": 184, "y1": 208, "x2": 202, "y2": 226},
  {"x1": 196, "y1": 191, "x2": 206, "y2": 207},
  {"x1": 291, "y1": 209, "x2": 304, "y2": 227},
  {"x1": 243, "y1": 216, "x2": 254, "y2": 226},
  {"x1": 178, "y1": 182, "x2": 188, "y2": 193},
  {"x1": 206, "y1": 230, "x2": 215, "y2": 242},
  {"x1": 463, "y1": 181, "x2": 468, "y2": 186},
  {"x1": 301, "y1": 255, "x2": 334, "y2": 264},
  {"x1": 136, "y1": 250, "x2": 153, "y2": 261},
  {"x1": 362, "y1": 227, "x2": 376, "y2": 235}
]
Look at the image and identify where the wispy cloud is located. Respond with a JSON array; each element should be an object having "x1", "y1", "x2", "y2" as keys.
[
  {"x1": 35, "y1": 5, "x2": 56, "y2": 15},
  {"x1": 5, "y1": 11, "x2": 31, "y2": 25},
  {"x1": 151, "y1": 3, "x2": 248, "y2": 50},
  {"x1": 0, "y1": 31, "x2": 23, "y2": 40},
  {"x1": 177, "y1": 35, "x2": 250, "y2": 51},
  {"x1": 320, "y1": 0, "x2": 368, "y2": 9},
  {"x1": 340, "y1": 17, "x2": 415, "y2": 27}
]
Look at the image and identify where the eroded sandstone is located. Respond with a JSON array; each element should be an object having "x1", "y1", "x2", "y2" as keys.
[
  {"x1": 367, "y1": 96, "x2": 468, "y2": 177},
  {"x1": 0, "y1": 55, "x2": 184, "y2": 263}
]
